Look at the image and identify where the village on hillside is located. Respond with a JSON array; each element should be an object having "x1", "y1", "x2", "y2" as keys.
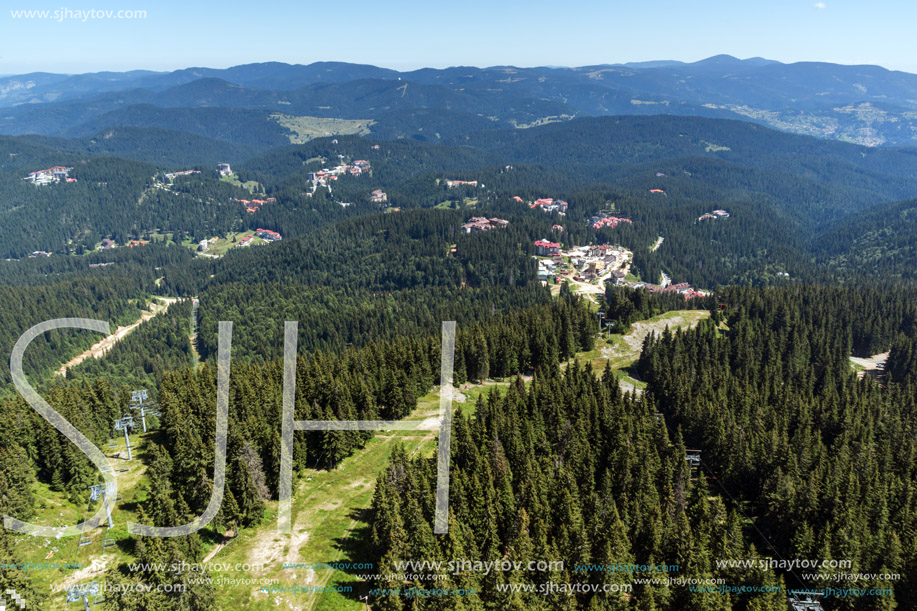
[
  {"x1": 234, "y1": 196, "x2": 276, "y2": 213},
  {"x1": 195, "y1": 228, "x2": 283, "y2": 255},
  {"x1": 164, "y1": 169, "x2": 200, "y2": 181},
  {"x1": 98, "y1": 238, "x2": 149, "y2": 251},
  {"x1": 22, "y1": 166, "x2": 76, "y2": 185},
  {"x1": 518, "y1": 197, "x2": 568, "y2": 214},
  {"x1": 590, "y1": 212, "x2": 633, "y2": 229},
  {"x1": 308, "y1": 159, "x2": 372, "y2": 195},
  {"x1": 533, "y1": 239, "x2": 707, "y2": 300}
]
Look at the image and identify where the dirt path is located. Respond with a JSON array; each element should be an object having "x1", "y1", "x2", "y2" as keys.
[
  {"x1": 189, "y1": 297, "x2": 201, "y2": 369},
  {"x1": 567, "y1": 278, "x2": 603, "y2": 303},
  {"x1": 54, "y1": 297, "x2": 177, "y2": 376},
  {"x1": 622, "y1": 311, "x2": 708, "y2": 354},
  {"x1": 209, "y1": 381, "x2": 490, "y2": 611},
  {"x1": 201, "y1": 532, "x2": 237, "y2": 564},
  {"x1": 564, "y1": 310, "x2": 711, "y2": 396}
]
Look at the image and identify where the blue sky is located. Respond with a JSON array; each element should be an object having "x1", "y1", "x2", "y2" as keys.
[{"x1": 2, "y1": 0, "x2": 915, "y2": 74}]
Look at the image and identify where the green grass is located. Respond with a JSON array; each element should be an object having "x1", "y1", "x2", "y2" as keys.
[
  {"x1": 270, "y1": 114, "x2": 374, "y2": 144},
  {"x1": 220, "y1": 174, "x2": 261, "y2": 192},
  {"x1": 204, "y1": 231, "x2": 265, "y2": 255},
  {"x1": 576, "y1": 310, "x2": 711, "y2": 375},
  {"x1": 433, "y1": 198, "x2": 477, "y2": 210},
  {"x1": 13, "y1": 432, "x2": 155, "y2": 610},
  {"x1": 206, "y1": 382, "x2": 495, "y2": 611}
]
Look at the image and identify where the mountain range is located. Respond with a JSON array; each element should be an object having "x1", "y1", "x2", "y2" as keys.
[{"x1": 4, "y1": 56, "x2": 917, "y2": 148}]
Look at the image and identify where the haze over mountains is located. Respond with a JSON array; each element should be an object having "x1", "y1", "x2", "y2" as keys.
[{"x1": 4, "y1": 55, "x2": 917, "y2": 148}]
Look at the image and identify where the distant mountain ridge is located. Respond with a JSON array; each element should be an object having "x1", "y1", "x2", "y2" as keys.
[{"x1": 4, "y1": 56, "x2": 917, "y2": 147}]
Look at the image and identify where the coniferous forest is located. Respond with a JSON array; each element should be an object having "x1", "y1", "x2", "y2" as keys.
[{"x1": 2, "y1": 58, "x2": 917, "y2": 611}]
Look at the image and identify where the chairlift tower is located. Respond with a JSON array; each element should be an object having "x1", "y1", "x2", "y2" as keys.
[
  {"x1": 114, "y1": 415, "x2": 136, "y2": 460},
  {"x1": 130, "y1": 389, "x2": 160, "y2": 433},
  {"x1": 788, "y1": 591, "x2": 824, "y2": 611},
  {"x1": 66, "y1": 581, "x2": 102, "y2": 611},
  {"x1": 685, "y1": 449, "x2": 702, "y2": 469},
  {"x1": 88, "y1": 482, "x2": 117, "y2": 529}
]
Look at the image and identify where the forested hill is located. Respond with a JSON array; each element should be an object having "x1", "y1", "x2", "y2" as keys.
[
  {"x1": 368, "y1": 284, "x2": 917, "y2": 610},
  {"x1": 457, "y1": 116, "x2": 917, "y2": 222},
  {"x1": 816, "y1": 197, "x2": 917, "y2": 279},
  {"x1": 0, "y1": 128, "x2": 256, "y2": 170},
  {"x1": 6, "y1": 112, "x2": 917, "y2": 281}
]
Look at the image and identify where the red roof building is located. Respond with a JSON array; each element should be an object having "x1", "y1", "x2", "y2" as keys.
[
  {"x1": 534, "y1": 239, "x2": 561, "y2": 256},
  {"x1": 255, "y1": 228, "x2": 282, "y2": 241}
]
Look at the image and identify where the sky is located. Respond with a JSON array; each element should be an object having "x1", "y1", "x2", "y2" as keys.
[{"x1": 1, "y1": 0, "x2": 916, "y2": 75}]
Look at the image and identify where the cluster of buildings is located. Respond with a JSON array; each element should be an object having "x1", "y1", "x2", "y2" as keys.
[
  {"x1": 165, "y1": 170, "x2": 199, "y2": 181},
  {"x1": 586, "y1": 244, "x2": 619, "y2": 258},
  {"x1": 445, "y1": 179, "x2": 478, "y2": 188},
  {"x1": 530, "y1": 233, "x2": 706, "y2": 301},
  {"x1": 571, "y1": 245, "x2": 631, "y2": 281},
  {"x1": 235, "y1": 197, "x2": 276, "y2": 213},
  {"x1": 538, "y1": 257, "x2": 561, "y2": 282},
  {"x1": 698, "y1": 209, "x2": 730, "y2": 222},
  {"x1": 370, "y1": 189, "x2": 388, "y2": 204},
  {"x1": 590, "y1": 214, "x2": 633, "y2": 230},
  {"x1": 308, "y1": 160, "x2": 372, "y2": 195},
  {"x1": 636, "y1": 281, "x2": 707, "y2": 301},
  {"x1": 352, "y1": 160, "x2": 372, "y2": 174},
  {"x1": 308, "y1": 170, "x2": 339, "y2": 192},
  {"x1": 100, "y1": 238, "x2": 149, "y2": 251},
  {"x1": 23, "y1": 166, "x2": 74, "y2": 185},
  {"x1": 461, "y1": 216, "x2": 509, "y2": 234},
  {"x1": 29, "y1": 251, "x2": 52, "y2": 258},
  {"x1": 533, "y1": 242, "x2": 634, "y2": 284},
  {"x1": 533, "y1": 241, "x2": 635, "y2": 285},
  {"x1": 235, "y1": 229, "x2": 282, "y2": 248},
  {"x1": 530, "y1": 198, "x2": 568, "y2": 214}
]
